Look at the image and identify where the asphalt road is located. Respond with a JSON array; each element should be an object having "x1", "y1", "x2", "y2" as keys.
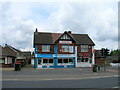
[
  {"x1": 2, "y1": 67, "x2": 119, "y2": 88},
  {"x1": 2, "y1": 77, "x2": 119, "y2": 88}
]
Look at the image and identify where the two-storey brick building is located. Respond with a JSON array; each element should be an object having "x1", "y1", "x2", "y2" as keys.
[{"x1": 33, "y1": 29, "x2": 95, "y2": 68}]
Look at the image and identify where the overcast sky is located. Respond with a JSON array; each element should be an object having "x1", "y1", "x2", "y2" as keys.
[{"x1": 0, "y1": 0, "x2": 119, "y2": 51}]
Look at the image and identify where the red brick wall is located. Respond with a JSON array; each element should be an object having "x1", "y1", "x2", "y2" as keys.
[
  {"x1": 38, "y1": 45, "x2": 54, "y2": 54},
  {"x1": 95, "y1": 58, "x2": 105, "y2": 65},
  {"x1": 77, "y1": 45, "x2": 92, "y2": 54}
]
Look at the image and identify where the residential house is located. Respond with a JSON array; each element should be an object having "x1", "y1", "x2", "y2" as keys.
[
  {"x1": 33, "y1": 29, "x2": 95, "y2": 68},
  {"x1": 0, "y1": 45, "x2": 17, "y2": 67},
  {"x1": 0, "y1": 44, "x2": 31, "y2": 67}
]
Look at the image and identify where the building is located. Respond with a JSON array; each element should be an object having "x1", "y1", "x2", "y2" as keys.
[
  {"x1": 33, "y1": 29, "x2": 95, "y2": 68},
  {"x1": 22, "y1": 51, "x2": 32, "y2": 64},
  {"x1": 0, "y1": 44, "x2": 31, "y2": 67},
  {"x1": 0, "y1": 45, "x2": 17, "y2": 67}
]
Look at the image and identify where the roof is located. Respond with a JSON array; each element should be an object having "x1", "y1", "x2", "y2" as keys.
[
  {"x1": 34, "y1": 31, "x2": 95, "y2": 46},
  {"x1": 2, "y1": 45, "x2": 22, "y2": 57}
]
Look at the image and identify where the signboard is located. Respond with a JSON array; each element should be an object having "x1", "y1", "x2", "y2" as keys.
[{"x1": 59, "y1": 41, "x2": 72, "y2": 44}]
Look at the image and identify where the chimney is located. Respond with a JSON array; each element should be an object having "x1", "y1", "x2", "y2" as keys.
[
  {"x1": 35, "y1": 28, "x2": 38, "y2": 32},
  {"x1": 5, "y1": 44, "x2": 7, "y2": 46},
  {"x1": 68, "y1": 31, "x2": 72, "y2": 34}
]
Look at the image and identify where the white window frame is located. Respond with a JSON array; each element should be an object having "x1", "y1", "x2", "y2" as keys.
[
  {"x1": 69, "y1": 46, "x2": 73, "y2": 53},
  {"x1": 58, "y1": 58, "x2": 74, "y2": 65},
  {"x1": 42, "y1": 59, "x2": 54, "y2": 65},
  {"x1": 81, "y1": 45, "x2": 88, "y2": 52},
  {"x1": 62, "y1": 46, "x2": 69, "y2": 52},
  {"x1": 42, "y1": 45, "x2": 50, "y2": 52},
  {"x1": 62, "y1": 46, "x2": 74, "y2": 53}
]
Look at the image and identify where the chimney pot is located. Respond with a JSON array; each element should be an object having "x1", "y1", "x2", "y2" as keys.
[{"x1": 68, "y1": 31, "x2": 72, "y2": 34}]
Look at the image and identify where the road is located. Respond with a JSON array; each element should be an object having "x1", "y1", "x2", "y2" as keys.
[
  {"x1": 1, "y1": 67, "x2": 119, "y2": 88},
  {"x1": 2, "y1": 77, "x2": 119, "y2": 88}
]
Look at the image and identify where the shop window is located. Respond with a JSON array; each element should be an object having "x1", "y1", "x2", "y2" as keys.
[
  {"x1": 81, "y1": 58, "x2": 88, "y2": 62},
  {"x1": 49, "y1": 59, "x2": 53, "y2": 63},
  {"x1": 64, "y1": 59, "x2": 68, "y2": 63},
  {"x1": 81, "y1": 45, "x2": 88, "y2": 52},
  {"x1": 81, "y1": 58, "x2": 84, "y2": 62},
  {"x1": 43, "y1": 59, "x2": 48, "y2": 63},
  {"x1": 89, "y1": 59, "x2": 92, "y2": 63},
  {"x1": 38, "y1": 59, "x2": 42, "y2": 64},
  {"x1": 58, "y1": 59, "x2": 62, "y2": 63},
  {"x1": 42, "y1": 45, "x2": 50, "y2": 52},
  {"x1": 69, "y1": 59, "x2": 74, "y2": 63},
  {"x1": 85, "y1": 58, "x2": 88, "y2": 62}
]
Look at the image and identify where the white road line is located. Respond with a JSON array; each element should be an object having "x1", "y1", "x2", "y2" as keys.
[
  {"x1": 2, "y1": 75, "x2": 118, "y2": 81},
  {"x1": 112, "y1": 86, "x2": 119, "y2": 88}
]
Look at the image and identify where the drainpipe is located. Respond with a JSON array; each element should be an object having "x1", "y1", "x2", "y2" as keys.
[{"x1": 92, "y1": 46, "x2": 95, "y2": 65}]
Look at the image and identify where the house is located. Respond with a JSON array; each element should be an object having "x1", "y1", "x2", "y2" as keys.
[
  {"x1": 0, "y1": 45, "x2": 17, "y2": 67},
  {"x1": 33, "y1": 29, "x2": 95, "y2": 68},
  {"x1": 0, "y1": 44, "x2": 31, "y2": 67}
]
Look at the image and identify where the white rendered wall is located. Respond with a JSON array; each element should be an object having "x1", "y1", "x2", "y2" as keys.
[{"x1": 75, "y1": 46, "x2": 77, "y2": 67}]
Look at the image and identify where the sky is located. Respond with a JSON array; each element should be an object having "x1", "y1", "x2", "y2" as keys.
[{"x1": 0, "y1": 0, "x2": 119, "y2": 51}]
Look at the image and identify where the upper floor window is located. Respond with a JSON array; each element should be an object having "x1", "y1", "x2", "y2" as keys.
[
  {"x1": 42, "y1": 45, "x2": 50, "y2": 52},
  {"x1": 81, "y1": 45, "x2": 88, "y2": 52},
  {"x1": 60, "y1": 34, "x2": 71, "y2": 40},
  {"x1": 62, "y1": 46, "x2": 73, "y2": 53}
]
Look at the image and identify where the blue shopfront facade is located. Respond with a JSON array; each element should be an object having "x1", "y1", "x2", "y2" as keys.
[{"x1": 34, "y1": 45, "x2": 77, "y2": 68}]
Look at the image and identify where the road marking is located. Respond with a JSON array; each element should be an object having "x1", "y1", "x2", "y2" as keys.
[
  {"x1": 2, "y1": 75, "x2": 118, "y2": 81},
  {"x1": 112, "y1": 86, "x2": 119, "y2": 88}
]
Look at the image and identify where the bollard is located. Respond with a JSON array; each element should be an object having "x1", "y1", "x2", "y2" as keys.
[{"x1": 93, "y1": 64, "x2": 97, "y2": 72}]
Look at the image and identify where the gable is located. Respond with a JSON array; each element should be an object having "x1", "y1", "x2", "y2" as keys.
[
  {"x1": 55, "y1": 31, "x2": 76, "y2": 43},
  {"x1": 60, "y1": 33, "x2": 71, "y2": 40}
]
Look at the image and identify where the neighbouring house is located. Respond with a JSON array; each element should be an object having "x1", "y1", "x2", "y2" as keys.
[
  {"x1": 0, "y1": 44, "x2": 31, "y2": 67},
  {"x1": 33, "y1": 29, "x2": 95, "y2": 68},
  {"x1": 95, "y1": 50, "x2": 105, "y2": 66},
  {"x1": 0, "y1": 45, "x2": 17, "y2": 67}
]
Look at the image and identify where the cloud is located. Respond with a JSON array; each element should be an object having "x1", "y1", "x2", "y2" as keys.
[
  {"x1": 1, "y1": 2, "x2": 118, "y2": 51},
  {"x1": 2, "y1": 16, "x2": 36, "y2": 51},
  {"x1": 47, "y1": 2, "x2": 118, "y2": 49}
]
